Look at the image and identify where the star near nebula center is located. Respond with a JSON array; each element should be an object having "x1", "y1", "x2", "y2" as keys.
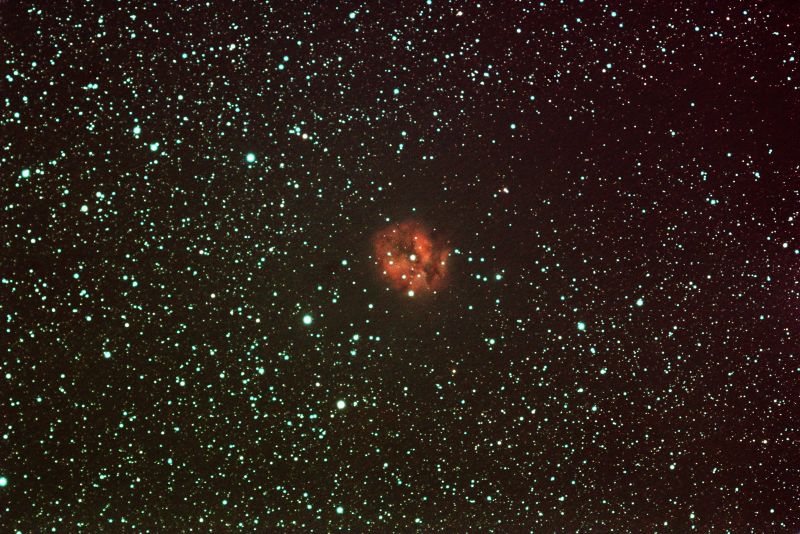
[{"x1": 373, "y1": 220, "x2": 450, "y2": 296}]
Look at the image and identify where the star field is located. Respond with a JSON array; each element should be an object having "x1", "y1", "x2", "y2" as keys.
[{"x1": 1, "y1": 1, "x2": 799, "y2": 531}]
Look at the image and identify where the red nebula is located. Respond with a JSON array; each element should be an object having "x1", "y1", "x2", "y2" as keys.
[{"x1": 372, "y1": 220, "x2": 450, "y2": 295}]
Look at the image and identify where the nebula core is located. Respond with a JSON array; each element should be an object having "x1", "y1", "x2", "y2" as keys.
[{"x1": 373, "y1": 220, "x2": 450, "y2": 296}]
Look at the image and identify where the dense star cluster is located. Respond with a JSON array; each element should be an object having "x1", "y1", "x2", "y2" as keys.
[{"x1": 1, "y1": 1, "x2": 799, "y2": 532}]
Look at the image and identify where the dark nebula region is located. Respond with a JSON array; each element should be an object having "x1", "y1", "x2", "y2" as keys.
[{"x1": 373, "y1": 220, "x2": 450, "y2": 296}]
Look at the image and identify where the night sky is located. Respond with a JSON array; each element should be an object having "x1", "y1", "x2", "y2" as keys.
[{"x1": 2, "y1": 1, "x2": 799, "y2": 532}]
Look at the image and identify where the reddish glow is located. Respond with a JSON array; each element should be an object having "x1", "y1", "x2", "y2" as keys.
[{"x1": 373, "y1": 220, "x2": 450, "y2": 295}]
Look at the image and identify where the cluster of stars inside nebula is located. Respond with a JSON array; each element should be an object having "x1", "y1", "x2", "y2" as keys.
[{"x1": 373, "y1": 220, "x2": 450, "y2": 297}]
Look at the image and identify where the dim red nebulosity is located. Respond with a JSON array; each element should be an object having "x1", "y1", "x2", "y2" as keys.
[{"x1": 372, "y1": 220, "x2": 450, "y2": 296}]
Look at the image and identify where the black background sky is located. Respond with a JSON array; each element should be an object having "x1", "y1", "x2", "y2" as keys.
[{"x1": 1, "y1": 1, "x2": 799, "y2": 531}]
